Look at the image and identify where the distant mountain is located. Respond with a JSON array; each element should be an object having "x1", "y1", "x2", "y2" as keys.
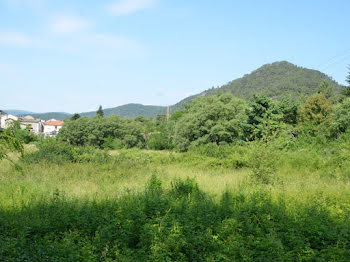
[
  {"x1": 4, "y1": 61, "x2": 342, "y2": 120},
  {"x1": 2, "y1": 110, "x2": 36, "y2": 115},
  {"x1": 30, "y1": 112, "x2": 72, "y2": 121},
  {"x1": 173, "y1": 61, "x2": 342, "y2": 109},
  {"x1": 81, "y1": 103, "x2": 167, "y2": 118}
]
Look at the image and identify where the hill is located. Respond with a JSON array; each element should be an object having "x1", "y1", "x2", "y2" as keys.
[
  {"x1": 172, "y1": 61, "x2": 342, "y2": 109},
  {"x1": 80, "y1": 103, "x2": 167, "y2": 118},
  {"x1": 31, "y1": 112, "x2": 72, "y2": 121},
  {"x1": 4, "y1": 61, "x2": 342, "y2": 119},
  {"x1": 2, "y1": 110, "x2": 36, "y2": 115}
]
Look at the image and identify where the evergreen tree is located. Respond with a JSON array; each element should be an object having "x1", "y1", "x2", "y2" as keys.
[
  {"x1": 298, "y1": 93, "x2": 332, "y2": 135},
  {"x1": 347, "y1": 65, "x2": 350, "y2": 86},
  {"x1": 243, "y1": 95, "x2": 282, "y2": 141},
  {"x1": 96, "y1": 106, "x2": 104, "y2": 117},
  {"x1": 341, "y1": 85, "x2": 350, "y2": 97},
  {"x1": 316, "y1": 80, "x2": 334, "y2": 99},
  {"x1": 71, "y1": 113, "x2": 81, "y2": 120}
]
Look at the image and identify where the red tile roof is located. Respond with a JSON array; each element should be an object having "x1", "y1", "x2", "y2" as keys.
[{"x1": 44, "y1": 120, "x2": 64, "y2": 126}]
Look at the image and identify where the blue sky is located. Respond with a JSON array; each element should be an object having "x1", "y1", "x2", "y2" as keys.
[{"x1": 1, "y1": 0, "x2": 349, "y2": 113}]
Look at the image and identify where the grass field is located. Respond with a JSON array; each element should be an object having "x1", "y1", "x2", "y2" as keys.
[{"x1": 1, "y1": 142, "x2": 350, "y2": 261}]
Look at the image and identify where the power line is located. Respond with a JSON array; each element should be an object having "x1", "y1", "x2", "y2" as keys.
[{"x1": 317, "y1": 48, "x2": 350, "y2": 71}]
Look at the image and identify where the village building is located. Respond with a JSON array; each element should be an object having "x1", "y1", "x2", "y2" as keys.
[
  {"x1": 0, "y1": 112, "x2": 19, "y2": 129},
  {"x1": 19, "y1": 115, "x2": 44, "y2": 133},
  {"x1": 43, "y1": 119, "x2": 64, "y2": 136}
]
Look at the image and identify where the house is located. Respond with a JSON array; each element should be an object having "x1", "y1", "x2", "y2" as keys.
[
  {"x1": 43, "y1": 119, "x2": 64, "y2": 136},
  {"x1": 19, "y1": 115, "x2": 44, "y2": 133},
  {"x1": 0, "y1": 112, "x2": 19, "y2": 129}
]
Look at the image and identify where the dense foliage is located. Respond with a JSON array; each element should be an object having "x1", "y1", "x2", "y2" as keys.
[
  {"x1": 0, "y1": 122, "x2": 24, "y2": 161},
  {"x1": 58, "y1": 84, "x2": 350, "y2": 153},
  {"x1": 59, "y1": 115, "x2": 146, "y2": 149},
  {"x1": 174, "y1": 94, "x2": 247, "y2": 151}
]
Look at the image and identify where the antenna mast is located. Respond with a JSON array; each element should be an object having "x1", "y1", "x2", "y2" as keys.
[{"x1": 166, "y1": 106, "x2": 170, "y2": 121}]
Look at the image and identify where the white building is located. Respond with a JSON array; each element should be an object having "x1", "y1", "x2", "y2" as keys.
[
  {"x1": 43, "y1": 119, "x2": 64, "y2": 136},
  {"x1": 19, "y1": 115, "x2": 44, "y2": 133},
  {"x1": 0, "y1": 112, "x2": 18, "y2": 129}
]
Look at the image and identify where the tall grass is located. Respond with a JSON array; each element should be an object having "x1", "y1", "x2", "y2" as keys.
[
  {"x1": 0, "y1": 134, "x2": 350, "y2": 260},
  {"x1": 0, "y1": 175, "x2": 349, "y2": 261}
]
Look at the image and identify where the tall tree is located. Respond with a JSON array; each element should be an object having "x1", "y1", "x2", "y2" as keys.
[
  {"x1": 96, "y1": 106, "x2": 104, "y2": 117},
  {"x1": 316, "y1": 80, "x2": 334, "y2": 99},
  {"x1": 174, "y1": 94, "x2": 247, "y2": 151},
  {"x1": 71, "y1": 113, "x2": 81, "y2": 120},
  {"x1": 342, "y1": 65, "x2": 350, "y2": 97},
  {"x1": 298, "y1": 93, "x2": 332, "y2": 135},
  {"x1": 243, "y1": 95, "x2": 283, "y2": 141}
]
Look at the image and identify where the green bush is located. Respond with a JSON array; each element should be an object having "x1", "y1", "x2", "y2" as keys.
[
  {"x1": 21, "y1": 138, "x2": 110, "y2": 164},
  {"x1": 148, "y1": 132, "x2": 170, "y2": 150}
]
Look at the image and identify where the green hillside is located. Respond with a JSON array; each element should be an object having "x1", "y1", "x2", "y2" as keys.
[
  {"x1": 81, "y1": 103, "x2": 167, "y2": 118},
  {"x1": 2, "y1": 110, "x2": 36, "y2": 116},
  {"x1": 173, "y1": 61, "x2": 342, "y2": 110},
  {"x1": 11, "y1": 61, "x2": 343, "y2": 119},
  {"x1": 31, "y1": 112, "x2": 72, "y2": 121}
]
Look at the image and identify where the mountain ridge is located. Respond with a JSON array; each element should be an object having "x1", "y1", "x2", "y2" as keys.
[{"x1": 3, "y1": 61, "x2": 342, "y2": 120}]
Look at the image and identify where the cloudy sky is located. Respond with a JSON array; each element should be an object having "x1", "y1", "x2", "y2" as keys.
[{"x1": 1, "y1": 0, "x2": 349, "y2": 113}]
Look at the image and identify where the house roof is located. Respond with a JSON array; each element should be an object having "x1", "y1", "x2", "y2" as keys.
[
  {"x1": 44, "y1": 120, "x2": 64, "y2": 126},
  {"x1": 23, "y1": 115, "x2": 35, "y2": 120},
  {"x1": 20, "y1": 115, "x2": 41, "y2": 123}
]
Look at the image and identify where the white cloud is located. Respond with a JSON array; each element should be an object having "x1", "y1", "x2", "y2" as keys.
[
  {"x1": 107, "y1": 0, "x2": 156, "y2": 16},
  {"x1": 0, "y1": 32, "x2": 32, "y2": 47},
  {"x1": 50, "y1": 15, "x2": 90, "y2": 34}
]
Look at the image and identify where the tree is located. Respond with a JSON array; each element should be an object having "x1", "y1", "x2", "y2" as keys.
[
  {"x1": 278, "y1": 99, "x2": 298, "y2": 125},
  {"x1": 71, "y1": 113, "x2": 81, "y2": 120},
  {"x1": 243, "y1": 95, "x2": 283, "y2": 141},
  {"x1": 298, "y1": 94, "x2": 332, "y2": 135},
  {"x1": 342, "y1": 66, "x2": 350, "y2": 97},
  {"x1": 0, "y1": 121, "x2": 24, "y2": 162},
  {"x1": 174, "y1": 94, "x2": 247, "y2": 151},
  {"x1": 316, "y1": 80, "x2": 335, "y2": 99},
  {"x1": 331, "y1": 97, "x2": 350, "y2": 135},
  {"x1": 341, "y1": 85, "x2": 350, "y2": 97},
  {"x1": 96, "y1": 106, "x2": 104, "y2": 117},
  {"x1": 59, "y1": 115, "x2": 145, "y2": 149}
]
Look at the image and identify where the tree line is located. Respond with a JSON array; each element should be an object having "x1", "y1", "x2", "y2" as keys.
[{"x1": 57, "y1": 74, "x2": 350, "y2": 152}]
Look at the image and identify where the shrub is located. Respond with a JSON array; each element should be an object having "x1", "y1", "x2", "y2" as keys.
[{"x1": 21, "y1": 138, "x2": 110, "y2": 164}]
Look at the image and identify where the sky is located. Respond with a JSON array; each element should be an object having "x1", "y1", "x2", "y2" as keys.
[{"x1": 0, "y1": 0, "x2": 349, "y2": 113}]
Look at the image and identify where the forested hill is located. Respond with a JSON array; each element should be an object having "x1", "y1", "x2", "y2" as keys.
[
  {"x1": 30, "y1": 112, "x2": 72, "y2": 121},
  {"x1": 8, "y1": 61, "x2": 342, "y2": 120},
  {"x1": 172, "y1": 61, "x2": 342, "y2": 109},
  {"x1": 80, "y1": 104, "x2": 167, "y2": 118},
  {"x1": 28, "y1": 104, "x2": 167, "y2": 120}
]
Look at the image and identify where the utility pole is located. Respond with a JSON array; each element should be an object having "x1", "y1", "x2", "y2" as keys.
[{"x1": 166, "y1": 106, "x2": 170, "y2": 121}]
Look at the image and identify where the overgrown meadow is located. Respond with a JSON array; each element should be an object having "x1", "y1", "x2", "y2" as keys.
[{"x1": 1, "y1": 91, "x2": 350, "y2": 261}]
